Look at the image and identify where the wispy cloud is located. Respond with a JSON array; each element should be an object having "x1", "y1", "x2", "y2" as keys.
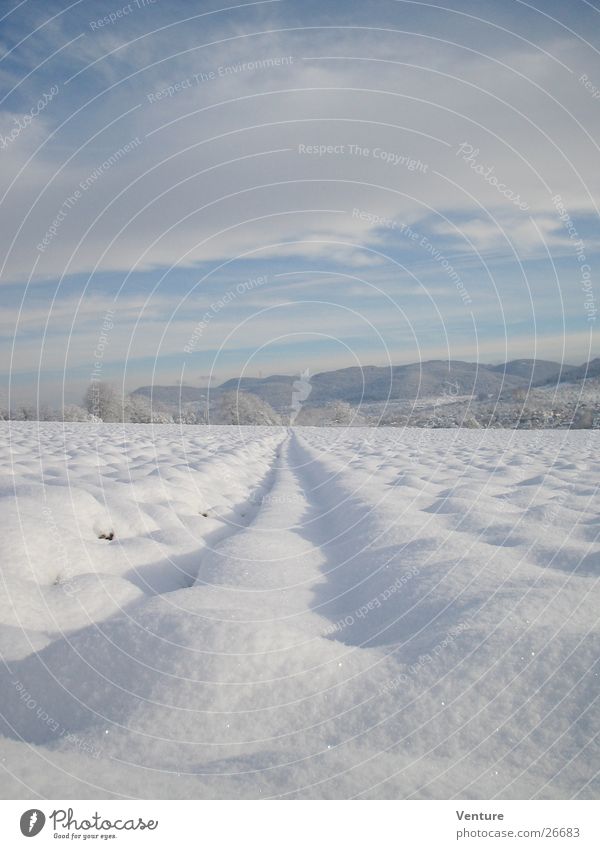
[{"x1": 1, "y1": 0, "x2": 598, "y2": 399}]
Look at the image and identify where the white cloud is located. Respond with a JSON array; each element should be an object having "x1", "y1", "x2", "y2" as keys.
[
  {"x1": 2, "y1": 29, "x2": 599, "y2": 284},
  {"x1": 1, "y1": 6, "x2": 598, "y2": 400}
]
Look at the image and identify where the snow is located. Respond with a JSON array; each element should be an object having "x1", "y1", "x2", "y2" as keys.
[{"x1": 0, "y1": 422, "x2": 598, "y2": 799}]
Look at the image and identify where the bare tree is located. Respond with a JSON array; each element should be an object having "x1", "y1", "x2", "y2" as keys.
[{"x1": 83, "y1": 381, "x2": 121, "y2": 422}]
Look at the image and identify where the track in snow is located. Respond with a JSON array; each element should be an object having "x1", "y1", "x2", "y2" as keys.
[{"x1": 0, "y1": 423, "x2": 598, "y2": 799}]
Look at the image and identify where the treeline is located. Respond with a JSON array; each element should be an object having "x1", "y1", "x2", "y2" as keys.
[
  {"x1": 1, "y1": 382, "x2": 173, "y2": 424},
  {"x1": 1, "y1": 382, "x2": 281, "y2": 425},
  {"x1": 0, "y1": 381, "x2": 367, "y2": 427},
  {"x1": 5, "y1": 381, "x2": 597, "y2": 429}
]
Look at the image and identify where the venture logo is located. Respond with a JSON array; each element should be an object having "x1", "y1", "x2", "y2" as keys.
[{"x1": 19, "y1": 809, "x2": 46, "y2": 837}]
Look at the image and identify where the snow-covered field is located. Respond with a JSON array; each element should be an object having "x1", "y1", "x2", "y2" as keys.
[{"x1": 0, "y1": 423, "x2": 598, "y2": 799}]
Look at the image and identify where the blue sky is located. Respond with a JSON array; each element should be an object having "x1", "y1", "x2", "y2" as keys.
[{"x1": 0, "y1": 0, "x2": 599, "y2": 404}]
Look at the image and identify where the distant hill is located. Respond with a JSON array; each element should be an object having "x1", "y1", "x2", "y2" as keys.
[
  {"x1": 489, "y1": 359, "x2": 572, "y2": 384},
  {"x1": 132, "y1": 385, "x2": 208, "y2": 404},
  {"x1": 300, "y1": 361, "x2": 521, "y2": 406},
  {"x1": 218, "y1": 375, "x2": 296, "y2": 411},
  {"x1": 132, "y1": 358, "x2": 592, "y2": 413},
  {"x1": 229, "y1": 360, "x2": 568, "y2": 408},
  {"x1": 540, "y1": 357, "x2": 600, "y2": 385}
]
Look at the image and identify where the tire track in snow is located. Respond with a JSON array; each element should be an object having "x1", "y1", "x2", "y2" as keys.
[{"x1": 128, "y1": 430, "x2": 289, "y2": 595}]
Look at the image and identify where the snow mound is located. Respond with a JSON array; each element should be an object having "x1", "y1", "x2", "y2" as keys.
[{"x1": 0, "y1": 423, "x2": 598, "y2": 799}]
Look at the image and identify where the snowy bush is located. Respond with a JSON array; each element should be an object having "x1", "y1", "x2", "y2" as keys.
[
  {"x1": 83, "y1": 381, "x2": 122, "y2": 422},
  {"x1": 62, "y1": 404, "x2": 100, "y2": 422},
  {"x1": 175, "y1": 408, "x2": 207, "y2": 425},
  {"x1": 123, "y1": 394, "x2": 154, "y2": 423},
  {"x1": 216, "y1": 391, "x2": 282, "y2": 425}
]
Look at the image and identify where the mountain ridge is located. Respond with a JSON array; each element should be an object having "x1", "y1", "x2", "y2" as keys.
[{"x1": 132, "y1": 358, "x2": 585, "y2": 412}]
